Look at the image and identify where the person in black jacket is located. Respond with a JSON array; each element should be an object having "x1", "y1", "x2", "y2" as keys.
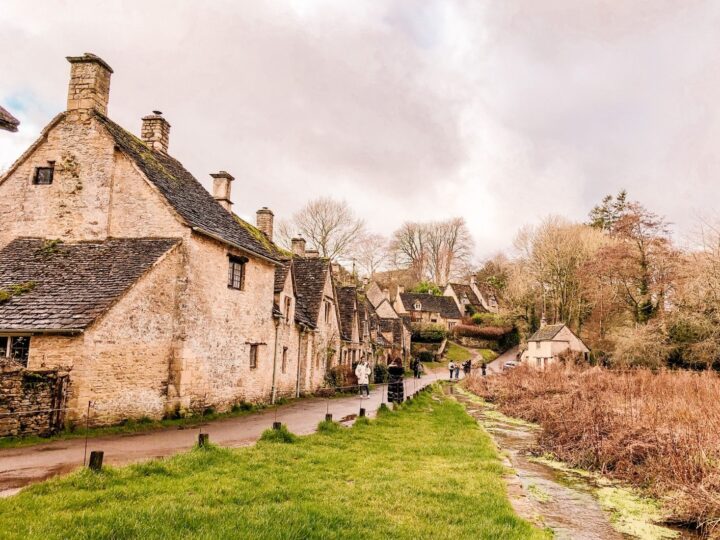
[{"x1": 387, "y1": 358, "x2": 405, "y2": 403}]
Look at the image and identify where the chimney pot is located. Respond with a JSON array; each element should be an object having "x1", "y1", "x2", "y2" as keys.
[
  {"x1": 256, "y1": 207, "x2": 274, "y2": 240},
  {"x1": 66, "y1": 53, "x2": 113, "y2": 117},
  {"x1": 291, "y1": 237, "x2": 306, "y2": 257},
  {"x1": 211, "y1": 171, "x2": 234, "y2": 213},
  {"x1": 141, "y1": 111, "x2": 171, "y2": 153}
]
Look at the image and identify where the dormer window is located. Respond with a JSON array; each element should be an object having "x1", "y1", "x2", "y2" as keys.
[
  {"x1": 33, "y1": 163, "x2": 55, "y2": 185},
  {"x1": 228, "y1": 255, "x2": 248, "y2": 290},
  {"x1": 413, "y1": 300, "x2": 422, "y2": 311}
]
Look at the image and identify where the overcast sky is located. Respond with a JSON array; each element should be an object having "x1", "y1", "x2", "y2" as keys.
[{"x1": 2, "y1": 1, "x2": 719, "y2": 259}]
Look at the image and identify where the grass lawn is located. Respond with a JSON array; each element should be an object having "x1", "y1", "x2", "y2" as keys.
[{"x1": 0, "y1": 388, "x2": 548, "y2": 540}]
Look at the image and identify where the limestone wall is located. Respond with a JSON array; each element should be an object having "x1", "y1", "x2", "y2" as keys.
[{"x1": 0, "y1": 360, "x2": 68, "y2": 438}]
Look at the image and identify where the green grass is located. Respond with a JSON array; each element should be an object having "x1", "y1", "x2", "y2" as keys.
[
  {"x1": 478, "y1": 349, "x2": 499, "y2": 362},
  {"x1": 445, "y1": 341, "x2": 472, "y2": 363},
  {"x1": 0, "y1": 388, "x2": 548, "y2": 540}
]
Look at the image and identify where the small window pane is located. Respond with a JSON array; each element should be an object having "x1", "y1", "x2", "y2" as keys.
[
  {"x1": 33, "y1": 167, "x2": 54, "y2": 185},
  {"x1": 10, "y1": 336, "x2": 30, "y2": 367},
  {"x1": 249, "y1": 344, "x2": 258, "y2": 369}
]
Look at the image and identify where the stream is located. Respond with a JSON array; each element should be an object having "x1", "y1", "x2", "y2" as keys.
[{"x1": 447, "y1": 385, "x2": 701, "y2": 540}]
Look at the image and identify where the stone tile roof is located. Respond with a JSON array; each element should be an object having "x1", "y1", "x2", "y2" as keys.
[
  {"x1": 399, "y1": 293, "x2": 462, "y2": 320},
  {"x1": 274, "y1": 261, "x2": 291, "y2": 293},
  {"x1": 95, "y1": 112, "x2": 280, "y2": 263},
  {"x1": 447, "y1": 283, "x2": 487, "y2": 313},
  {"x1": 0, "y1": 237, "x2": 178, "y2": 332},
  {"x1": 0, "y1": 105, "x2": 19, "y2": 132},
  {"x1": 336, "y1": 286, "x2": 358, "y2": 341},
  {"x1": 292, "y1": 258, "x2": 330, "y2": 326},
  {"x1": 527, "y1": 324, "x2": 566, "y2": 342}
]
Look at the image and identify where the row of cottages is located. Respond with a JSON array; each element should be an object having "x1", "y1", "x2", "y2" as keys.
[
  {"x1": 363, "y1": 282, "x2": 412, "y2": 361},
  {"x1": 0, "y1": 53, "x2": 369, "y2": 425}
]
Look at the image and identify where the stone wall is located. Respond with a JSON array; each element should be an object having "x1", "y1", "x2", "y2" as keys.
[{"x1": 0, "y1": 360, "x2": 68, "y2": 438}]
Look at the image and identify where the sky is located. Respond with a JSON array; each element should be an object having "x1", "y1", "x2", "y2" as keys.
[{"x1": 1, "y1": 0, "x2": 719, "y2": 260}]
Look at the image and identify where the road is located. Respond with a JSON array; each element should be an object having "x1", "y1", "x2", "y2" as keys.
[{"x1": 0, "y1": 370, "x2": 444, "y2": 497}]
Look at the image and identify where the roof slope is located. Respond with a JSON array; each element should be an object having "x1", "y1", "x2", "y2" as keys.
[
  {"x1": 95, "y1": 112, "x2": 279, "y2": 263},
  {"x1": 528, "y1": 324, "x2": 566, "y2": 342},
  {"x1": 336, "y1": 286, "x2": 358, "y2": 341},
  {"x1": 293, "y1": 258, "x2": 330, "y2": 325},
  {"x1": 0, "y1": 105, "x2": 19, "y2": 132},
  {"x1": 274, "y1": 261, "x2": 291, "y2": 293},
  {"x1": 399, "y1": 293, "x2": 462, "y2": 320},
  {"x1": 0, "y1": 237, "x2": 178, "y2": 331},
  {"x1": 448, "y1": 283, "x2": 486, "y2": 312}
]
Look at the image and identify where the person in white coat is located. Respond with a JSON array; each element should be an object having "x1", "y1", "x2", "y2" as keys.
[{"x1": 355, "y1": 360, "x2": 371, "y2": 398}]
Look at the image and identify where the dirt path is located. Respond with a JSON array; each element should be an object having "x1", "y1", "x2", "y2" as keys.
[
  {"x1": 449, "y1": 386, "x2": 624, "y2": 540},
  {"x1": 0, "y1": 371, "x2": 444, "y2": 497}
]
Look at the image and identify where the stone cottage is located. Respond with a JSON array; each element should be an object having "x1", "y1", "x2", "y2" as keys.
[
  {"x1": 521, "y1": 323, "x2": 590, "y2": 368},
  {"x1": 363, "y1": 281, "x2": 411, "y2": 364},
  {"x1": 394, "y1": 292, "x2": 462, "y2": 331},
  {"x1": 0, "y1": 53, "x2": 334, "y2": 425},
  {"x1": 443, "y1": 277, "x2": 499, "y2": 316}
]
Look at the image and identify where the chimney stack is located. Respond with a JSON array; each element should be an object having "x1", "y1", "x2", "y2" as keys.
[
  {"x1": 383, "y1": 288, "x2": 390, "y2": 301},
  {"x1": 256, "y1": 207, "x2": 274, "y2": 240},
  {"x1": 211, "y1": 171, "x2": 234, "y2": 212},
  {"x1": 141, "y1": 111, "x2": 171, "y2": 153},
  {"x1": 306, "y1": 249, "x2": 320, "y2": 258},
  {"x1": 291, "y1": 237, "x2": 306, "y2": 257},
  {"x1": 66, "y1": 53, "x2": 113, "y2": 118}
]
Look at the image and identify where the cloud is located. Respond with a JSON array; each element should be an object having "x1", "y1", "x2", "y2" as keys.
[{"x1": 1, "y1": 0, "x2": 718, "y2": 261}]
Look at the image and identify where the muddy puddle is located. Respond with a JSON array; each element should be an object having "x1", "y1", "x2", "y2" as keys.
[{"x1": 446, "y1": 385, "x2": 701, "y2": 540}]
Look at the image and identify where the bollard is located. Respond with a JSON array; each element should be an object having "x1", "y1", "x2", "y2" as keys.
[
  {"x1": 88, "y1": 451, "x2": 104, "y2": 471},
  {"x1": 325, "y1": 413, "x2": 333, "y2": 422},
  {"x1": 198, "y1": 433, "x2": 209, "y2": 447},
  {"x1": 272, "y1": 421, "x2": 282, "y2": 430},
  {"x1": 359, "y1": 408, "x2": 366, "y2": 417}
]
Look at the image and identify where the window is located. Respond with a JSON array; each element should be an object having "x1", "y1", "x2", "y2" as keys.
[
  {"x1": 33, "y1": 163, "x2": 54, "y2": 185},
  {"x1": 324, "y1": 301, "x2": 332, "y2": 324},
  {"x1": 1, "y1": 336, "x2": 30, "y2": 367},
  {"x1": 284, "y1": 297, "x2": 292, "y2": 323},
  {"x1": 249, "y1": 344, "x2": 258, "y2": 369},
  {"x1": 413, "y1": 300, "x2": 422, "y2": 311},
  {"x1": 281, "y1": 347, "x2": 288, "y2": 374},
  {"x1": 228, "y1": 255, "x2": 247, "y2": 290}
]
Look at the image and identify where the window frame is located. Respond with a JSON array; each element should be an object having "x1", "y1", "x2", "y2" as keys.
[
  {"x1": 227, "y1": 255, "x2": 248, "y2": 290},
  {"x1": 1, "y1": 335, "x2": 31, "y2": 367},
  {"x1": 282, "y1": 346, "x2": 288, "y2": 374},
  {"x1": 32, "y1": 163, "x2": 55, "y2": 185}
]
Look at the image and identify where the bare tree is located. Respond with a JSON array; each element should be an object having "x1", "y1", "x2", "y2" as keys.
[
  {"x1": 352, "y1": 233, "x2": 389, "y2": 278},
  {"x1": 279, "y1": 197, "x2": 365, "y2": 260},
  {"x1": 389, "y1": 222, "x2": 427, "y2": 282}
]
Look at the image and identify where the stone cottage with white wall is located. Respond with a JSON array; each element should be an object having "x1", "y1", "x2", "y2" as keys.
[
  {"x1": 521, "y1": 323, "x2": 590, "y2": 368},
  {"x1": 0, "y1": 53, "x2": 334, "y2": 425}
]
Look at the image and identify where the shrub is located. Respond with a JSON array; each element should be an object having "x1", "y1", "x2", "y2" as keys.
[
  {"x1": 324, "y1": 365, "x2": 358, "y2": 391},
  {"x1": 409, "y1": 281, "x2": 442, "y2": 295},
  {"x1": 417, "y1": 351, "x2": 435, "y2": 363},
  {"x1": 411, "y1": 324, "x2": 447, "y2": 343},
  {"x1": 317, "y1": 420, "x2": 341, "y2": 434},
  {"x1": 373, "y1": 363, "x2": 389, "y2": 383},
  {"x1": 454, "y1": 324, "x2": 511, "y2": 339},
  {"x1": 260, "y1": 425, "x2": 297, "y2": 444},
  {"x1": 467, "y1": 364, "x2": 720, "y2": 535}
]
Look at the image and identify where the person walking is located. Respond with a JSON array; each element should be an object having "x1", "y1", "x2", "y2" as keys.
[
  {"x1": 481, "y1": 362, "x2": 487, "y2": 377},
  {"x1": 387, "y1": 359, "x2": 405, "y2": 403},
  {"x1": 355, "y1": 360, "x2": 371, "y2": 398},
  {"x1": 453, "y1": 362, "x2": 460, "y2": 380},
  {"x1": 413, "y1": 357, "x2": 422, "y2": 379},
  {"x1": 448, "y1": 361, "x2": 456, "y2": 380},
  {"x1": 463, "y1": 360, "x2": 471, "y2": 377}
]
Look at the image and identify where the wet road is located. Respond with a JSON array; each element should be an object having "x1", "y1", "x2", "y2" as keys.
[{"x1": 0, "y1": 371, "x2": 442, "y2": 497}]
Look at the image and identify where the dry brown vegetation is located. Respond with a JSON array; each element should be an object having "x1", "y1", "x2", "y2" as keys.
[{"x1": 466, "y1": 364, "x2": 720, "y2": 537}]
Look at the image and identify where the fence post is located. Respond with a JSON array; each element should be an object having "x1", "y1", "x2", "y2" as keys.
[
  {"x1": 272, "y1": 421, "x2": 282, "y2": 430},
  {"x1": 88, "y1": 451, "x2": 104, "y2": 471},
  {"x1": 359, "y1": 408, "x2": 366, "y2": 417},
  {"x1": 198, "y1": 433, "x2": 210, "y2": 447},
  {"x1": 325, "y1": 413, "x2": 333, "y2": 422}
]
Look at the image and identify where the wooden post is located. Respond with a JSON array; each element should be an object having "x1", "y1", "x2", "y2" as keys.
[
  {"x1": 359, "y1": 408, "x2": 366, "y2": 417},
  {"x1": 88, "y1": 451, "x2": 103, "y2": 471},
  {"x1": 325, "y1": 413, "x2": 333, "y2": 422},
  {"x1": 272, "y1": 421, "x2": 282, "y2": 430},
  {"x1": 198, "y1": 433, "x2": 209, "y2": 447}
]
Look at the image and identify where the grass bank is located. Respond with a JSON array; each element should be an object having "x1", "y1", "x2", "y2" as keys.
[
  {"x1": 0, "y1": 388, "x2": 548, "y2": 540},
  {"x1": 467, "y1": 365, "x2": 720, "y2": 538}
]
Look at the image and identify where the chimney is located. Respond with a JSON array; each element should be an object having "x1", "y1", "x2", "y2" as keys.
[
  {"x1": 470, "y1": 275, "x2": 477, "y2": 286},
  {"x1": 383, "y1": 288, "x2": 390, "y2": 300},
  {"x1": 306, "y1": 249, "x2": 320, "y2": 258},
  {"x1": 141, "y1": 111, "x2": 171, "y2": 153},
  {"x1": 256, "y1": 207, "x2": 274, "y2": 240},
  {"x1": 291, "y1": 237, "x2": 306, "y2": 257},
  {"x1": 211, "y1": 171, "x2": 234, "y2": 212},
  {"x1": 397, "y1": 285, "x2": 405, "y2": 294},
  {"x1": 66, "y1": 53, "x2": 113, "y2": 117}
]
